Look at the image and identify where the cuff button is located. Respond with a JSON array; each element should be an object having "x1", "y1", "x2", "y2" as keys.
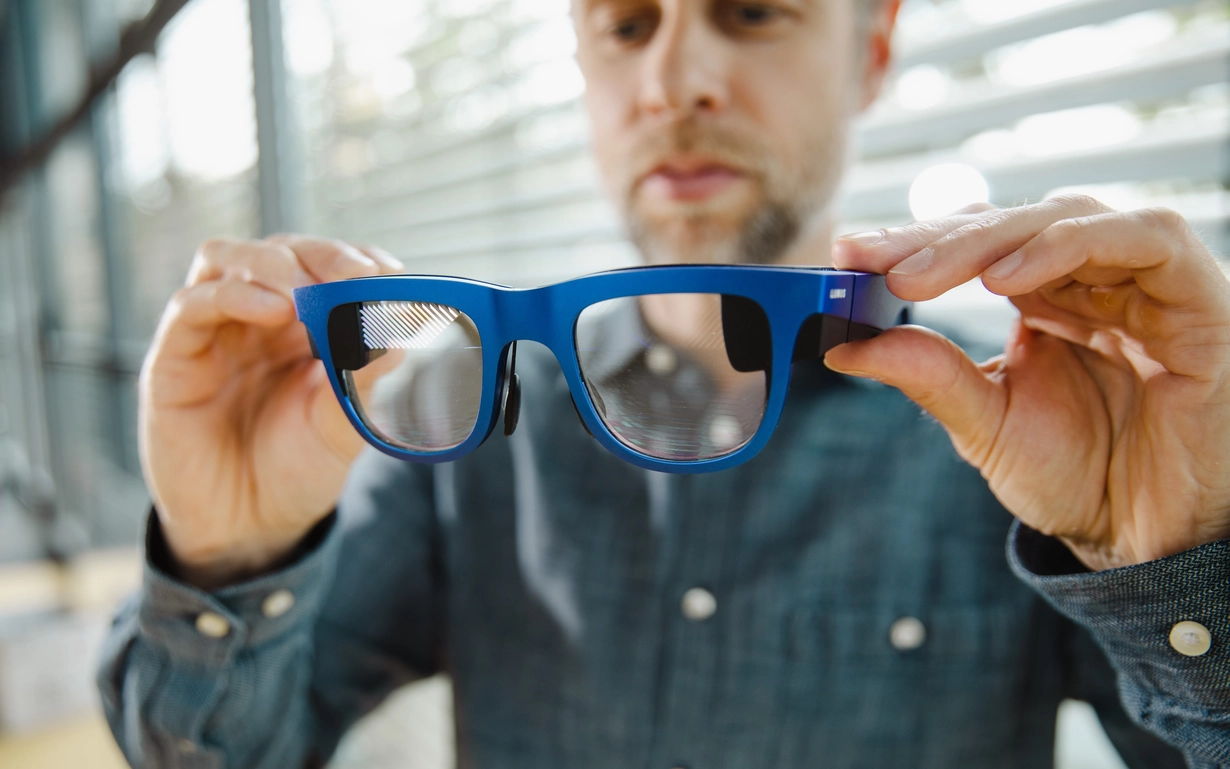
[
  {"x1": 195, "y1": 611, "x2": 231, "y2": 639},
  {"x1": 1169, "y1": 620, "x2": 1212, "y2": 657},
  {"x1": 261, "y1": 589, "x2": 296, "y2": 619}
]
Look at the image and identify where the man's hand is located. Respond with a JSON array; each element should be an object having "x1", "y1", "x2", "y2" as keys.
[
  {"x1": 827, "y1": 195, "x2": 1230, "y2": 571},
  {"x1": 140, "y1": 235, "x2": 403, "y2": 589}
]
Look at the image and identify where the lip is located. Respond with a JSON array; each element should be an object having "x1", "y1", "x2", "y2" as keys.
[{"x1": 638, "y1": 157, "x2": 746, "y2": 202}]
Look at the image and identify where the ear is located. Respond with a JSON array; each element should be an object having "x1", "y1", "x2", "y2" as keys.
[{"x1": 858, "y1": 0, "x2": 902, "y2": 112}]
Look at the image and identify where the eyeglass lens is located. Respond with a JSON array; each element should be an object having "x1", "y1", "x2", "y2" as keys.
[
  {"x1": 335, "y1": 300, "x2": 484, "y2": 452},
  {"x1": 575, "y1": 293, "x2": 769, "y2": 461}
]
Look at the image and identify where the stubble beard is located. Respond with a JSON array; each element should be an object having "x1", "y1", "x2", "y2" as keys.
[{"x1": 622, "y1": 120, "x2": 847, "y2": 267}]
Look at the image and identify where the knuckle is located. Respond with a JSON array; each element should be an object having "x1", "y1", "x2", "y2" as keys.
[
  {"x1": 195, "y1": 237, "x2": 233, "y2": 263},
  {"x1": 954, "y1": 201, "x2": 998, "y2": 216},
  {"x1": 1047, "y1": 193, "x2": 1110, "y2": 215},
  {"x1": 165, "y1": 285, "x2": 197, "y2": 314},
  {"x1": 945, "y1": 212, "x2": 1010, "y2": 243},
  {"x1": 258, "y1": 242, "x2": 299, "y2": 273},
  {"x1": 1039, "y1": 217, "x2": 1084, "y2": 245},
  {"x1": 1138, "y1": 206, "x2": 1187, "y2": 235}
]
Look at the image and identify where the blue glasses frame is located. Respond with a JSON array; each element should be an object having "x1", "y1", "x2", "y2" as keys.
[{"x1": 293, "y1": 265, "x2": 910, "y2": 474}]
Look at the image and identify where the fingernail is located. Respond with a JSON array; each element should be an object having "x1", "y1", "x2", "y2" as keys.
[
  {"x1": 824, "y1": 364, "x2": 878, "y2": 381},
  {"x1": 823, "y1": 356, "x2": 870, "y2": 377},
  {"x1": 838, "y1": 230, "x2": 885, "y2": 247},
  {"x1": 889, "y1": 249, "x2": 933, "y2": 276},
  {"x1": 985, "y1": 251, "x2": 1023, "y2": 280}
]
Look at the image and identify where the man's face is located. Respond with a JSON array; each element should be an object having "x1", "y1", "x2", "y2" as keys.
[{"x1": 574, "y1": 0, "x2": 887, "y2": 266}]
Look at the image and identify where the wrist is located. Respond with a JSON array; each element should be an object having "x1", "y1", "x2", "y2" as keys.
[
  {"x1": 1058, "y1": 530, "x2": 1229, "y2": 573},
  {"x1": 153, "y1": 512, "x2": 317, "y2": 591}
]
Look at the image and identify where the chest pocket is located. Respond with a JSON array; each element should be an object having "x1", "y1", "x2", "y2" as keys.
[{"x1": 773, "y1": 604, "x2": 1036, "y2": 769}]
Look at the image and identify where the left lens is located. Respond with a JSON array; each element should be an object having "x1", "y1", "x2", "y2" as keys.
[
  {"x1": 332, "y1": 300, "x2": 484, "y2": 452},
  {"x1": 575, "y1": 293, "x2": 768, "y2": 461}
]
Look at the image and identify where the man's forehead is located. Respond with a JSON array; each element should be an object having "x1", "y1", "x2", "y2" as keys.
[{"x1": 573, "y1": 0, "x2": 818, "y2": 13}]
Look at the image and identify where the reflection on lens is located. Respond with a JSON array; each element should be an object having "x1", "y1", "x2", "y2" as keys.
[
  {"x1": 336, "y1": 301, "x2": 482, "y2": 452},
  {"x1": 575, "y1": 294, "x2": 768, "y2": 461}
]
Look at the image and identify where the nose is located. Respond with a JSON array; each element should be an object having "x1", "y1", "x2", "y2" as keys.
[{"x1": 637, "y1": 9, "x2": 730, "y2": 119}]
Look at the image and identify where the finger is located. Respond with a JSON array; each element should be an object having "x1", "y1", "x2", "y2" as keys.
[
  {"x1": 982, "y1": 208, "x2": 1229, "y2": 311},
  {"x1": 350, "y1": 243, "x2": 406, "y2": 274},
  {"x1": 306, "y1": 348, "x2": 408, "y2": 461},
  {"x1": 153, "y1": 279, "x2": 295, "y2": 360},
  {"x1": 987, "y1": 210, "x2": 1230, "y2": 378},
  {"x1": 265, "y1": 234, "x2": 381, "y2": 283},
  {"x1": 823, "y1": 325, "x2": 1007, "y2": 467},
  {"x1": 832, "y1": 209, "x2": 1001, "y2": 274},
  {"x1": 186, "y1": 238, "x2": 314, "y2": 298},
  {"x1": 1008, "y1": 292, "x2": 1154, "y2": 377},
  {"x1": 952, "y1": 202, "x2": 999, "y2": 215},
  {"x1": 877, "y1": 195, "x2": 1114, "y2": 302}
]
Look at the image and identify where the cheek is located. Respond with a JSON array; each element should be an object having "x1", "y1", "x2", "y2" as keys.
[
  {"x1": 732, "y1": 53, "x2": 851, "y2": 165},
  {"x1": 582, "y1": 80, "x2": 636, "y2": 182}
]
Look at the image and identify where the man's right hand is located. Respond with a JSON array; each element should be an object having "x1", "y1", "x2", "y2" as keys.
[{"x1": 140, "y1": 235, "x2": 403, "y2": 590}]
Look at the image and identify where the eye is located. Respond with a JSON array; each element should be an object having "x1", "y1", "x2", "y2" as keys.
[
  {"x1": 607, "y1": 11, "x2": 659, "y2": 45},
  {"x1": 718, "y1": 2, "x2": 786, "y2": 31},
  {"x1": 734, "y1": 4, "x2": 775, "y2": 23}
]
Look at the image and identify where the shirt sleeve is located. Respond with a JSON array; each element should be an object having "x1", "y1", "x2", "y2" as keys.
[
  {"x1": 96, "y1": 449, "x2": 443, "y2": 769},
  {"x1": 1008, "y1": 520, "x2": 1230, "y2": 768}
]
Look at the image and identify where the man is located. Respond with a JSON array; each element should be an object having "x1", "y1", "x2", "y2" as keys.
[{"x1": 99, "y1": 0, "x2": 1230, "y2": 766}]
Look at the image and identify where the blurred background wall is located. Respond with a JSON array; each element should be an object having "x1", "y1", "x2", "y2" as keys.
[{"x1": 0, "y1": 0, "x2": 1225, "y2": 766}]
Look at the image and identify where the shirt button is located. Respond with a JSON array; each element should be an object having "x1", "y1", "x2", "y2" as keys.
[
  {"x1": 1169, "y1": 620, "x2": 1212, "y2": 657},
  {"x1": 680, "y1": 587, "x2": 717, "y2": 622},
  {"x1": 195, "y1": 611, "x2": 231, "y2": 638},
  {"x1": 707, "y1": 415, "x2": 743, "y2": 450},
  {"x1": 646, "y1": 345, "x2": 678, "y2": 375},
  {"x1": 889, "y1": 616, "x2": 927, "y2": 651},
  {"x1": 261, "y1": 589, "x2": 296, "y2": 618}
]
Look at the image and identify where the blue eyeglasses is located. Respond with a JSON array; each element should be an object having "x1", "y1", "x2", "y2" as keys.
[{"x1": 293, "y1": 265, "x2": 910, "y2": 474}]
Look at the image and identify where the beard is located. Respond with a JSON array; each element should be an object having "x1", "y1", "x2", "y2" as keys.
[
  {"x1": 620, "y1": 117, "x2": 845, "y2": 266},
  {"x1": 629, "y1": 198, "x2": 801, "y2": 266}
]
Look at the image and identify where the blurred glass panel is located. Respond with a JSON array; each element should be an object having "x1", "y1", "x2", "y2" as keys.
[
  {"x1": 35, "y1": 0, "x2": 89, "y2": 124},
  {"x1": 286, "y1": 0, "x2": 627, "y2": 286},
  {"x1": 113, "y1": 0, "x2": 261, "y2": 339},
  {"x1": 44, "y1": 136, "x2": 109, "y2": 335}
]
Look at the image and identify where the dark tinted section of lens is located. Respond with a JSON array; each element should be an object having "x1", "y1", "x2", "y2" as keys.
[
  {"x1": 575, "y1": 294, "x2": 768, "y2": 461},
  {"x1": 334, "y1": 301, "x2": 482, "y2": 452}
]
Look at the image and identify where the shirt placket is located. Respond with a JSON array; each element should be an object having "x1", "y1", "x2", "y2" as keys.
[{"x1": 647, "y1": 470, "x2": 738, "y2": 769}]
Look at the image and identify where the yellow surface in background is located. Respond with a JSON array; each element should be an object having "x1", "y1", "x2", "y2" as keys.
[
  {"x1": 0, "y1": 714, "x2": 128, "y2": 769},
  {"x1": 0, "y1": 551, "x2": 141, "y2": 769}
]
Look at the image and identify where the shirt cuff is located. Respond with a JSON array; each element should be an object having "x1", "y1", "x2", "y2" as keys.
[
  {"x1": 1008, "y1": 519, "x2": 1230, "y2": 714},
  {"x1": 137, "y1": 510, "x2": 340, "y2": 667}
]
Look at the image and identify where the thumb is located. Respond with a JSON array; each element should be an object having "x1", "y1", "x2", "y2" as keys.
[{"x1": 823, "y1": 326, "x2": 1007, "y2": 468}]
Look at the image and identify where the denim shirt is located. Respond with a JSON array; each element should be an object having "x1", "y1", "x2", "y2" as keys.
[{"x1": 97, "y1": 341, "x2": 1229, "y2": 768}]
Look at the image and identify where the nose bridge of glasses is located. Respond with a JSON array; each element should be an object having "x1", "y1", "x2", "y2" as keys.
[{"x1": 492, "y1": 286, "x2": 558, "y2": 348}]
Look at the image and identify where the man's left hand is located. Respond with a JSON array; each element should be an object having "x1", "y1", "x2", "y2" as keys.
[{"x1": 827, "y1": 195, "x2": 1230, "y2": 571}]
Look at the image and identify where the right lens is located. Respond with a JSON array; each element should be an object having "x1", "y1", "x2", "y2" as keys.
[
  {"x1": 333, "y1": 300, "x2": 483, "y2": 452},
  {"x1": 575, "y1": 293, "x2": 768, "y2": 461}
]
